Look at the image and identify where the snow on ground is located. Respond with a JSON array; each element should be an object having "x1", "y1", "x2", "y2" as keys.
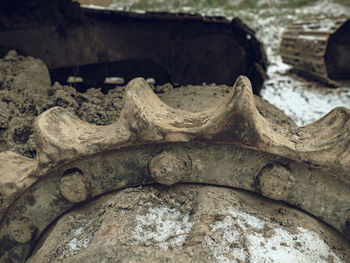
[
  {"x1": 300, "y1": 0, "x2": 350, "y2": 16},
  {"x1": 261, "y1": 74, "x2": 350, "y2": 126},
  {"x1": 131, "y1": 203, "x2": 345, "y2": 262},
  {"x1": 55, "y1": 217, "x2": 98, "y2": 258},
  {"x1": 257, "y1": 0, "x2": 283, "y2": 7},
  {"x1": 204, "y1": 207, "x2": 345, "y2": 263},
  {"x1": 237, "y1": 3, "x2": 350, "y2": 126},
  {"x1": 132, "y1": 203, "x2": 194, "y2": 249}
]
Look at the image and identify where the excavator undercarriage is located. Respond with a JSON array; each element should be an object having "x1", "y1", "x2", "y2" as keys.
[{"x1": 0, "y1": 0, "x2": 267, "y2": 93}]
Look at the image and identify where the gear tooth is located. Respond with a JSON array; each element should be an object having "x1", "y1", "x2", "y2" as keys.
[
  {"x1": 118, "y1": 77, "x2": 168, "y2": 142},
  {"x1": 34, "y1": 106, "x2": 112, "y2": 172},
  {"x1": 234, "y1": 75, "x2": 254, "y2": 94},
  {"x1": 296, "y1": 106, "x2": 350, "y2": 183},
  {"x1": 34, "y1": 106, "x2": 83, "y2": 166},
  {"x1": 119, "y1": 77, "x2": 202, "y2": 142},
  {"x1": 201, "y1": 75, "x2": 283, "y2": 149}
]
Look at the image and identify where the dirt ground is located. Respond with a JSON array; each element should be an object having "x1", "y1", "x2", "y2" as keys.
[{"x1": 0, "y1": 50, "x2": 295, "y2": 158}]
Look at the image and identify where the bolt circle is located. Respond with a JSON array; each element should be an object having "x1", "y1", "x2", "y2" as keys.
[
  {"x1": 149, "y1": 150, "x2": 191, "y2": 186},
  {"x1": 59, "y1": 169, "x2": 90, "y2": 203}
]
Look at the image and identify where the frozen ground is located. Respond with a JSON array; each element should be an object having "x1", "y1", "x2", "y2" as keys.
[
  {"x1": 103, "y1": 0, "x2": 350, "y2": 126},
  {"x1": 132, "y1": 204, "x2": 194, "y2": 250},
  {"x1": 130, "y1": 202, "x2": 345, "y2": 263},
  {"x1": 204, "y1": 206, "x2": 344, "y2": 263},
  {"x1": 247, "y1": 1, "x2": 350, "y2": 126},
  {"x1": 27, "y1": 185, "x2": 350, "y2": 262}
]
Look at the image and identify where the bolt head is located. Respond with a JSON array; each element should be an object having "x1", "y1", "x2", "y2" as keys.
[
  {"x1": 8, "y1": 217, "x2": 37, "y2": 243},
  {"x1": 60, "y1": 170, "x2": 90, "y2": 203},
  {"x1": 150, "y1": 150, "x2": 191, "y2": 186},
  {"x1": 259, "y1": 164, "x2": 295, "y2": 201}
]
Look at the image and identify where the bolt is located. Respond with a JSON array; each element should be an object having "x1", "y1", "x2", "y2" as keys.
[
  {"x1": 258, "y1": 164, "x2": 295, "y2": 201},
  {"x1": 149, "y1": 150, "x2": 191, "y2": 186},
  {"x1": 59, "y1": 169, "x2": 90, "y2": 203},
  {"x1": 8, "y1": 217, "x2": 37, "y2": 243}
]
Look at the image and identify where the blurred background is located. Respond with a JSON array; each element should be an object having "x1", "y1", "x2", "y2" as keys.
[{"x1": 82, "y1": 0, "x2": 350, "y2": 126}]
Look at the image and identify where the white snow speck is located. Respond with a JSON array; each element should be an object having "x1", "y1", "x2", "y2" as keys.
[
  {"x1": 68, "y1": 237, "x2": 78, "y2": 251},
  {"x1": 64, "y1": 219, "x2": 95, "y2": 253}
]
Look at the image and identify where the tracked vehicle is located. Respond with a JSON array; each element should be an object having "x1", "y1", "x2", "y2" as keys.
[
  {"x1": 280, "y1": 16, "x2": 350, "y2": 86},
  {"x1": 0, "y1": 0, "x2": 267, "y2": 93}
]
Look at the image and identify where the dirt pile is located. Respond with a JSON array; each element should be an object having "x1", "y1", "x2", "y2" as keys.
[
  {"x1": 0, "y1": 51, "x2": 124, "y2": 157},
  {"x1": 0, "y1": 51, "x2": 295, "y2": 158}
]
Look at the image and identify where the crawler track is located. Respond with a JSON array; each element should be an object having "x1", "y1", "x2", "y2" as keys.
[{"x1": 280, "y1": 16, "x2": 350, "y2": 85}]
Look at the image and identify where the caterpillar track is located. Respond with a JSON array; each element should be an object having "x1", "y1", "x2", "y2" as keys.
[
  {"x1": 1, "y1": 76, "x2": 350, "y2": 262},
  {"x1": 0, "y1": 0, "x2": 267, "y2": 93},
  {"x1": 280, "y1": 16, "x2": 350, "y2": 86}
]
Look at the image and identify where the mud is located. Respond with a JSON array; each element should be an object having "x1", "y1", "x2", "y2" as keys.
[
  {"x1": 26, "y1": 185, "x2": 350, "y2": 263},
  {"x1": 0, "y1": 51, "x2": 295, "y2": 158}
]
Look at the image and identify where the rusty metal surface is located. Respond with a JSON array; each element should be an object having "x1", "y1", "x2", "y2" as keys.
[{"x1": 280, "y1": 16, "x2": 349, "y2": 85}]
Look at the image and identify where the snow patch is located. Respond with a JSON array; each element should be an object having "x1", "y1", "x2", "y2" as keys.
[
  {"x1": 261, "y1": 76, "x2": 350, "y2": 126},
  {"x1": 258, "y1": 0, "x2": 282, "y2": 7},
  {"x1": 132, "y1": 204, "x2": 194, "y2": 249},
  {"x1": 298, "y1": 0, "x2": 350, "y2": 17},
  {"x1": 67, "y1": 235, "x2": 93, "y2": 251},
  {"x1": 204, "y1": 207, "x2": 345, "y2": 263},
  {"x1": 64, "y1": 219, "x2": 95, "y2": 253}
]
